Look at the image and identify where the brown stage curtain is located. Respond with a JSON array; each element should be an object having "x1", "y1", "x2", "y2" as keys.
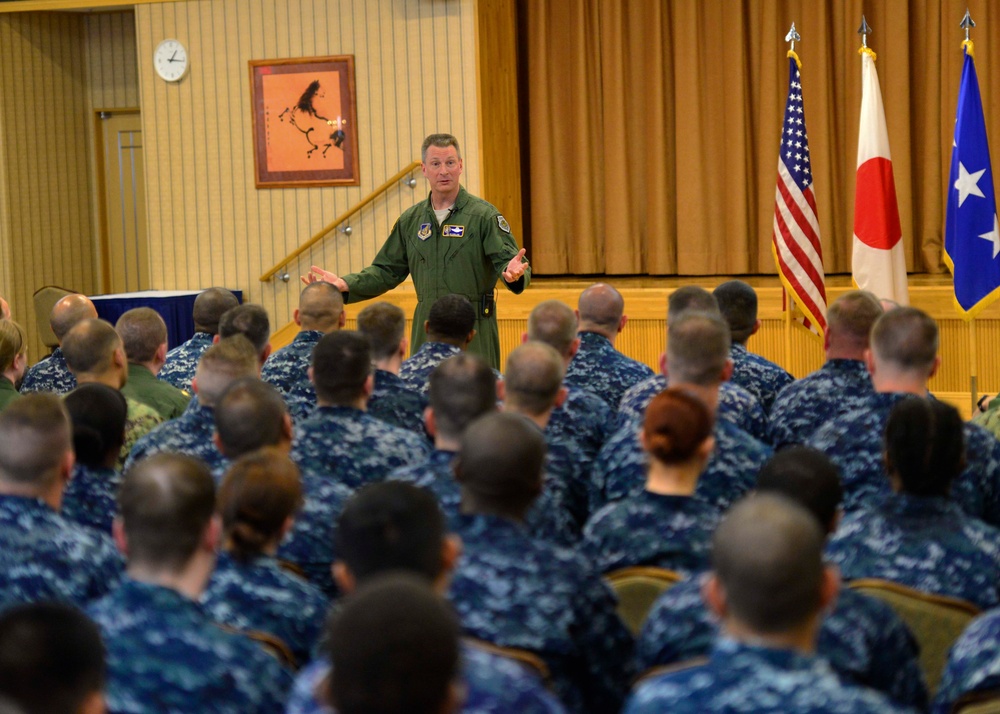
[{"x1": 523, "y1": 0, "x2": 1000, "y2": 276}]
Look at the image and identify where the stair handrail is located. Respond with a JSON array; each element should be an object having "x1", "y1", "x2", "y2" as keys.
[{"x1": 260, "y1": 160, "x2": 421, "y2": 282}]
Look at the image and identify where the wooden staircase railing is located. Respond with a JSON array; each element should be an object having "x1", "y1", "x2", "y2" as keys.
[{"x1": 259, "y1": 160, "x2": 421, "y2": 282}]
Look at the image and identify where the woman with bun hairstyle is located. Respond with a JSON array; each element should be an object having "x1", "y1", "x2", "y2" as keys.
[
  {"x1": 0, "y1": 320, "x2": 27, "y2": 413},
  {"x1": 581, "y1": 388, "x2": 720, "y2": 574},
  {"x1": 201, "y1": 447, "x2": 328, "y2": 667},
  {"x1": 62, "y1": 383, "x2": 127, "y2": 533},
  {"x1": 827, "y1": 397, "x2": 1000, "y2": 610}
]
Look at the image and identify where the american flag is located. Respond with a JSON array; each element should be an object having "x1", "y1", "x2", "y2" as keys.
[{"x1": 772, "y1": 52, "x2": 827, "y2": 336}]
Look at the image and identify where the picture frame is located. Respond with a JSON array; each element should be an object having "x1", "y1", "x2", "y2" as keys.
[{"x1": 249, "y1": 55, "x2": 360, "y2": 188}]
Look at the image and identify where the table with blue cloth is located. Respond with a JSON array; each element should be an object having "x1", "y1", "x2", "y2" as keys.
[{"x1": 90, "y1": 290, "x2": 243, "y2": 350}]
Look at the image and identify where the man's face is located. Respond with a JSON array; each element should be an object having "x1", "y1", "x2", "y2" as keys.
[{"x1": 422, "y1": 145, "x2": 463, "y2": 196}]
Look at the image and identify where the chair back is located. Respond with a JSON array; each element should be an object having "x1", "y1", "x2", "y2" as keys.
[
  {"x1": 32, "y1": 286, "x2": 74, "y2": 349},
  {"x1": 605, "y1": 566, "x2": 682, "y2": 635},
  {"x1": 952, "y1": 689, "x2": 1000, "y2": 714},
  {"x1": 848, "y1": 578, "x2": 979, "y2": 696},
  {"x1": 633, "y1": 656, "x2": 709, "y2": 688},
  {"x1": 463, "y1": 638, "x2": 552, "y2": 687}
]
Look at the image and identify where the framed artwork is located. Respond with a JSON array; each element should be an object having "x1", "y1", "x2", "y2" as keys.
[{"x1": 249, "y1": 55, "x2": 360, "y2": 188}]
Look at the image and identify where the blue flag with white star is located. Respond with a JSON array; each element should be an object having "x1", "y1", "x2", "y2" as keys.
[{"x1": 945, "y1": 48, "x2": 1000, "y2": 318}]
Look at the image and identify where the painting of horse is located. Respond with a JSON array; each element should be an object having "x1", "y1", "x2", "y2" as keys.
[{"x1": 278, "y1": 80, "x2": 348, "y2": 159}]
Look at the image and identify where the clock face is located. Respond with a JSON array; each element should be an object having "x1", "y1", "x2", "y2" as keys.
[{"x1": 154, "y1": 39, "x2": 189, "y2": 83}]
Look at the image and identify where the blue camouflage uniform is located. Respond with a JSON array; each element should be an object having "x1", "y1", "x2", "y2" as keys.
[
  {"x1": 389, "y1": 447, "x2": 578, "y2": 547},
  {"x1": 19, "y1": 347, "x2": 76, "y2": 394},
  {"x1": 286, "y1": 642, "x2": 567, "y2": 714},
  {"x1": 158, "y1": 332, "x2": 214, "y2": 391},
  {"x1": 808, "y1": 392, "x2": 1000, "y2": 525},
  {"x1": 729, "y1": 343, "x2": 794, "y2": 414},
  {"x1": 202, "y1": 551, "x2": 329, "y2": 667},
  {"x1": 580, "y1": 492, "x2": 720, "y2": 575},
  {"x1": 367, "y1": 368, "x2": 428, "y2": 436},
  {"x1": 276, "y1": 467, "x2": 353, "y2": 598},
  {"x1": 935, "y1": 608, "x2": 1000, "y2": 714},
  {"x1": 448, "y1": 512, "x2": 635, "y2": 714},
  {"x1": 768, "y1": 359, "x2": 875, "y2": 447},
  {"x1": 262, "y1": 330, "x2": 323, "y2": 422},
  {"x1": 625, "y1": 637, "x2": 913, "y2": 714},
  {"x1": 637, "y1": 575, "x2": 928, "y2": 710},
  {"x1": 546, "y1": 388, "x2": 614, "y2": 467},
  {"x1": 89, "y1": 578, "x2": 292, "y2": 713},
  {"x1": 591, "y1": 419, "x2": 771, "y2": 514},
  {"x1": 564, "y1": 332, "x2": 655, "y2": 410},
  {"x1": 618, "y1": 375, "x2": 770, "y2": 443},
  {"x1": 826, "y1": 494, "x2": 1000, "y2": 610},
  {"x1": 125, "y1": 401, "x2": 228, "y2": 475},
  {"x1": 399, "y1": 341, "x2": 463, "y2": 394},
  {"x1": 0, "y1": 494, "x2": 122, "y2": 609},
  {"x1": 291, "y1": 405, "x2": 430, "y2": 491},
  {"x1": 60, "y1": 463, "x2": 121, "y2": 534}
]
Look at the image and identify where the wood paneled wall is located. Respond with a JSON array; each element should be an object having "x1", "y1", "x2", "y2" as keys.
[
  {"x1": 85, "y1": 11, "x2": 139, "y2": 109},
  {"x1": 134, "y1": 0, "x2": 481, "y2": 336}
]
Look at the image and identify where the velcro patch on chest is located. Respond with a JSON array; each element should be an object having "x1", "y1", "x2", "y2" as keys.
[
  {"x1": 442, "y1": 224, "x2": 465, "y2": 237},
  {"x1": 417, "y1": 223, "x2": 432, "y2": 241}
]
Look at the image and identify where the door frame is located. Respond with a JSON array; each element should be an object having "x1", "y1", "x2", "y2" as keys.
[{"x1": 94, "y1": 107, "x2": 142, "y2": 294}]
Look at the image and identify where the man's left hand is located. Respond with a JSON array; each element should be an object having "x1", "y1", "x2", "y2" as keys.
[{"x1": 503, "y1": 249, "x2": 528, "y2": 283}]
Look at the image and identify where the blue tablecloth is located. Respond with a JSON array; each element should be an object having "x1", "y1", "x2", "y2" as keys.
[{"x1": 91, "y1": 290, "x2": 243, "y2": 350}]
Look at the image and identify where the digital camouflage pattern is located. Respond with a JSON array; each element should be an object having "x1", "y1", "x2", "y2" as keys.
[
  {"x1": 637, "y1": 576, "x2": 928, "y2": 710},
  {"x1": 19, "y1": 347, "x2": 76, "y2": 394},
  {"x1": 60, "y1": 463, "x2": 121, "y2": 535},
  {"x1": 545, "y1": 388, "x2": 614, "y2": 466},
  {"x1": 367, "y1": 369, "x2": 428, "y2": 436},
  {"x1": 158, "y1": 332, "x2": 214, "y2": 391},
  {"x1": 89, "y1": 579, "x2": 292, "y2": 714},
  {"x1": 0, "y1": 494, "x2": 122, "y2": 610},
  {"x1": 399, "y1": 341, "x2": 464, "y2": 394},
  {"x1": 124, "y1": 402, "x2": 227, "y2": 475},
  {"x1": 728, "y1": 343, "x2": 794, "y2": 414},
  {"x1": 564, "y1": 332, "x2": 655, "y2": 410},
  {"x1": 768, "y1": 359, "x2": 875, "y2": 447},
  {"x1": 826, "y1": 494, "x2": 1000, "y2": 610},
  {"x1": 261, "y1": 330, "x2": 323, "y2": 422},
  {"x1": 935, "y1": 608, "x2": 1000, "y2": 714}
]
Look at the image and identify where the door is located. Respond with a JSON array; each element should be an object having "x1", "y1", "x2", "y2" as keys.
[{"x1": 97, "y1": 111, "x2": 149, "y2": 293}]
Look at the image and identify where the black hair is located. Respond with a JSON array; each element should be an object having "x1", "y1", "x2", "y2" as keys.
[
  {"x1": 757, "y1": 446, "x2": 843, "y2": 535},
  {"x1": 64, "y1": 383, "x2": 128, "y2": 468},
  {"x1": 426, "y1": 295, "x2": 476, "y2": 341},
  {"x1": 885, "y1": 398, "x2": 965, "y2": 497},
  {"x1": 312, "y1": 331, "x2": 371, "y2": 405}
]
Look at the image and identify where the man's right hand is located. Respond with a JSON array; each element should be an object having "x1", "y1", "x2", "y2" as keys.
[{"x1": 301, "y1": 265, "x2": 349, "y2": 293}]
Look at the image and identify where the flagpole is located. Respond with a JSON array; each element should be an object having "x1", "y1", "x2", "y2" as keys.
[
  {"x1": 970, "y1": 319, "x2": 979, "y2": 413},
  {"x1": 784, "y1": 288, "x2": 793, "y2": 371}
]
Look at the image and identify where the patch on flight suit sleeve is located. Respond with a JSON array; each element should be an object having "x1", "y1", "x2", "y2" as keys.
[{"x1": 497, "y1": 215, "x2": 511, "y2": 233}]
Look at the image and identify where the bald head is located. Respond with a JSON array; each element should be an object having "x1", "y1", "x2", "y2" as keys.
[
  {"x1": 62, "y1": 319, "x2": 123, "y2": 380},
  {"x1": 192, "y1": 288, "x2": 239, "y2": 335},
  {"x1": 503, "y1": 342, "x2": 564, "y2": 416},
  {"x1": 711, "y1": 494, "x2": 826, "y2": 635},
  {"x1": 870, "y1": 307, "x2": 939, "y2": 376},
  {"x1": 192, "y1": 336, "x2": 259, "y2": 406},
  {"x1": 826, "y1": 290, "x2": 882, "y2": 358},
  {"x1": 666, "y1": 312, "x2": 731, "y2": 386},
  {"x1": 527, "y1": 300, "x2": 578, "y2": 358},
  {"x1": 0, "y1": 394, "x2": 71, "y2": 491},
  {"x1": 667, "y1": 286, "x2": 719, "y2": 323},
  {"x1": 577, "y1": 283, "x2": 625, "y2": 335},
  {"x1": 50, "y1": 295, "x2": 97, "y2": 343},
  {"x1": 456, "y1": 413, "x2": 546, "y2": 520},
  {"x1": 297, "y1": 282, "x2": 345, "y2": 333}
]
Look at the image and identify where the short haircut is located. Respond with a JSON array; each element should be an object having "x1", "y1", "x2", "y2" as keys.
[
  {"x1": 218, "y1": 304, "x2": 271, "y2": 355},
  {"x1": 643, "y1": 389, "x2": 713, "y2": 464},
  {"x1": 455, "y1": 413, "x2": 545, "y2": 517},
  {"x1": 527, "y1": 300, "x2": 578, "y2": 356},
  {"x1": 712, "y1": 494, "x2": 825, "y2": 634},
  {"x1": 870, "y1": 307, "x2": 939, "y2": 373},
  {"x1": 0, "y1": 395, "x2": 70, "y2": 488},
  {"x1": 214, "y1": 378, "x2": 287, "y2": 458},
  {"x1": 115, "y1": 308, "x2": 167, "y2": 364},
  {"x1": 49, "y1": 295, "x2": 97, "y2": 343},
  {"x1": 428, "y1": 354, "x2": 496, "y2": 441},
  {"x1": 426, "y1": 295, "x2": 476, "y2": 341},
  {"x1": 326, "y1": 574, "x2": 460, "y2": 714},
  {"x1": 64, "y1": 384, "x2": 128, "y2": 468},
  {"x1": 357, "y1": 302, "x2": 406, "y2": 361},
  {"x1": 667, "y1": 286, "x2": 719, "y2": 323},
  {"x1": 826, "y1": 290, "x2": 883, "y2": 350},
  {"x1": 713, "y1": 280, "x2": 758, "y2": 343},
  {"x1": 62, "y1": 319, "x2": 120, "y2": 376},
  {"x1": 885, "y1": 398, "x2": 965, "y2": 498},
  {"x1": 577, "y1": 283, "x2": 625, "y2": 332},
  {"x1": 192, "y1": 288, "x2": 239, "y2": 335},
  {"x1": 666, "y1": 311, "x2": 731, "y2": 386},
  {"x1": 119, "y1": 453, "x2": 215, "y2": 570},
  {"x1": 757, "y1": 446, "x2": 843, "y2": 535},
  {"x1": 337, "y1": 481, "x2": 446, "y2": 584},
  {"x1": 298, "y1": 282, "x2": 345, "y2": 332},
  {"x1": 218, "y1": 448, "x2": 302, "y2": 562},
  {"x1": 193, "y1": 336, "x2": 259, "y2": 406},
  {"x1": 0, "y1": 602, "x2": 105, "y2": 714},
  {"x1": 312, "y1": 331, "x2": 371, "y2": 404},
  {"x1": 0, "y1": 320, "x2": 26, "y2": 373},
  {"x1": 503, "y1": 342, "x2": 564, "y2": 416},
  {"x1": 421, "y1": 133, "x2": 461, "y2": 161}
]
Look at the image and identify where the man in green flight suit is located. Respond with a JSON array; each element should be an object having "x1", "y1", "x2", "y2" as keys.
[{"x1": 303, "y1": 133, "x2": 530, "y2": 370}]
